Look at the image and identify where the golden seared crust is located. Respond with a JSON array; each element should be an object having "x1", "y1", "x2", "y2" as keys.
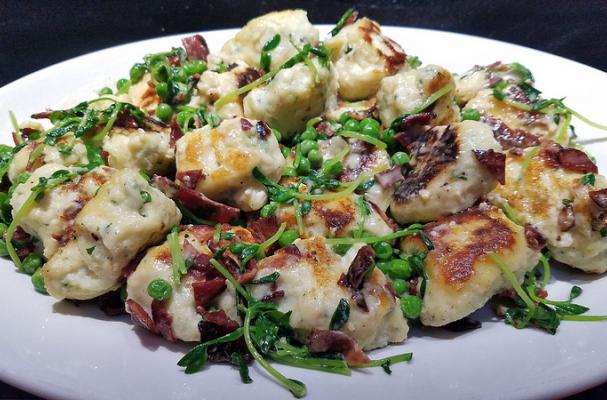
[
  {"x1": 312, "y1": 199, "x2": 356, "y2": 234},
  {"x1": 402, "y1": 205, "x2": 540, "y2": 326},
  {"x1": 424, "y1": 208, "x2": 515, "y2": 287}
]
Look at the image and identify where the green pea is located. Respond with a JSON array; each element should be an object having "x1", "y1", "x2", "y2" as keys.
[
  {"x1": 391, "y1": 151, "x2": 410, "y2": 166},
  {"x1": 400, "y1": 295, "x2": 423, "y2": 319},
  {"x1": 272, "y1": 128, "x2": 282, "y2": 142},
  {"x1": 260, "y1": 202, "x2": 278, "y2": 218},
  {"x1": 307, "y1": 149, "x2": 323, "y2": 168},
  {"x1": 116, "y1": 78, "x2": 130, "y2": 94},
  {"x1": 31, "y1": 268, "x2": 47, "y2": 294},
  {"x1": 297, "y1": 157, "x2": 311, "y2": 175},
  {"x1": 339, "y1": 112, "x2": 352, "y2": 125},
  {"x1": 155, "y1": 81, "x2": 169, "y2": 100},
  {"x1": 230, "y1": 242, "x2": 246, "y2": 255},
  {"x1": 461, "y1": 108, "x2": 481, "y2": 121},
  {"x1": 176, "y1": 111, "x2": 193, "y2": 128},
  {"x1": 130, "y1": 63, "x2": 147, "y2": 83},
  {"x1": 389, "y1": 258, "x2": 412, "y2": 279},
  {"x1": 321, "y1": 160, "x2": 344, "y2": 178},
  {"x1": 172, "y1": 67, "x2": 189, "y2": 83},
  {"x1": 360, "y1": 118, "x2": 380, "y2": 138},
  {"x1": 151, "y1": 63, "x2": 169, "y2": 82},
  {"x1": 147, "y1": 278, "x2": 172, "y2": 301},
  {"x1": 156, "y1": 103, "x2": 173, "y2": 122},
  {"x1": 382, "y1": 128, "x2": 396, "y2": 149},
  {"x1": 281, "y1": 146, "x2": 291, "y2": 158},
  {"x1": 99, "y1": 87, "x2": 113, "y2": 95},
  {"x1": 300, "y1": 127, "x2": 317, "y2": 141},
  {"x1": 184, "y1": 60, "x2": 207, "y2": 75},
  {"x1": 376, "y1": 261, "x2": 391, "y2": 275},
  {"x1": 300, "y1": 139, "x2": 318, "y2": 156},
  {"x1": 343, "y1": 119, "x2": 360, "y2": 132},
  {"x1": 21, "y1": 254, "x2": 44, "y2": 275},
  {"x1": 373, "y1": 242, "x2": 393, "y2": 260},
  {"x1": 278, "y1": 230, "x2": 299, "y2": 247},
  {"x1": 392, "y1": 279, "x2": 407, "y2": 295},
  {"x1": 282, "y1": 166, "x2": 297, "y2": 177}
]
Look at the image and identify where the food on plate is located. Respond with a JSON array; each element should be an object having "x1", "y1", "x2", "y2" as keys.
[{"x1": 2, "y1": 7, "x2": 607, "y2": 398}]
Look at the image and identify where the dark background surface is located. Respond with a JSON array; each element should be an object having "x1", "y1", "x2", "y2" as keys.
[{"x1": 1, "y1": 0, "x2": 606, "y2": 398}]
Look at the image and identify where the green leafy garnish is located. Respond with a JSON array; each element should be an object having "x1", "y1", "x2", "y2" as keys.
[
  {"x1": 329, "y1": 299, "x2": 350, "y2": 330},
  {"x1": 261, "y1": 34, "x2": 281, "y2": 71},
  {"x1": 330, "y1": 8, "x2": 356, "y2": 37}
]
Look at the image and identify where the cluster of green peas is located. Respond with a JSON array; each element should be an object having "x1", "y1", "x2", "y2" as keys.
[
  {"x1": 99, "y1": 55, "x2": 207, "y2": 123},
  {"x1": 373, "y1": 241, "x2": 423, "y2": 320},
  {"x1": 0, "y1": 223, "x2": 45, "y2": 293}
]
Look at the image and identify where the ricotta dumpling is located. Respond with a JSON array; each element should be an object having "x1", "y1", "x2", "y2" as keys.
[
  {"x1": 390, "y1": 120, "x2": 503, "y2": 224},
  {"x1": 401, "y1": 204, "x2": 540, "y2": 326},
  {"x1": 377, "y1": 64, "x2": 460, "y2": 127},
  {"x1": 488, "y1": 142, "x2": 607, "y2": 273},
  {"x1": 126, "y1": 226, "x2": 255, "y2": 342},
  {"x1": 9, "y1": 164, "x2": 114, "y2": 258},
  {"x1": 220, "y1": 9, "x2": 319, "y2": 70},
  {"x1": 274, "y1": 193, "x2": 394, "y2": 239},
  {"x1": 325, "y1": 17, "x2": 406, "y2": 101},
  {"x1": 250, "y1": 237, "x2": 408, "y2": 351},
  {"x1": 126, "y1": 72, "x2": 160, "y2": 114},
  {"x1": 243, "y1": 57, "x2": 331, "y2": 135},
  {"x1": 8, "y1": 137, "x2": 89, "y2": 183},
  {"x1": 197, "y1": 61, "x2": 260, "y2": 120},
  {"x1": 102, "y1": 126, "x2": 174, "y2": 176},
  {"x1": 465, "y1": 89, "x2": 557, "y2": 149},
  {"x1": 175, "y1": 117, "x2": 285, "y2": 211},
  {"x1": 42, "y1": 169, "x2": 181, "y2": 300}
]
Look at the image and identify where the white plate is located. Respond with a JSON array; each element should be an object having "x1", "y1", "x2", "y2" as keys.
[{"x1": 1, "y1": 26, "x2": 607, "y2": 400}]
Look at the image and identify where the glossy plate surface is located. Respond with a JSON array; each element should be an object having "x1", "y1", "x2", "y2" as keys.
[{"x1": 1, "y1": 26, "x2": 606, "y2": 400}]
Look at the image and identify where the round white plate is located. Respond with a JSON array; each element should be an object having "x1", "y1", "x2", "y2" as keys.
[{"x1": 1, "y1": 26, "x2": 607, "y2": 400}]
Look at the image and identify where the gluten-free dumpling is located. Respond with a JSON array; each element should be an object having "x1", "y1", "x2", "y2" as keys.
[
  {"x1": 42, "y1": 169, "x2": 181, "y2": 300},
  {"x1": 464, "y1": 89, "x2": 557, "y2": 148},
  {"x1": 390, "y1": 120, "x2": 504, "y2": 224},
  {"x1": 197, "y1": 61, "x2": 261, "y2": 120},
  {"x1": 377, "y1": 64, "x2": 459, "y2": 127},
  {"x1": 175, "y1": 117, "x2": 286, "y2": 211},
  {"x1": 102, "y1": 126, "x2": 174, "y2": 176},
  {"x1": 401, "y1": 204, "x2": 540, "y2": 326},
  {"x1": 325, "y1": 17, "x2": 406, "y2": 101},
  {"x1": 250, "y1": 237, "x2": 408, "y2": 351},
  {"x1": 488, "y1": 141, "x2": 607, "y2": 273},
  {"x1": 9, "y1": 163, "x2": 115, "y2": 258},
  {"x1": 273, "y1": 193, "x2": 394, "y2": 239},
  {"x1": 220, "y1": 10, "x2": 318, "y2": 70},
  {"x1": 243, "y1": 57, "x2": 331, "y2": 135},
  {"x1": 126, "y1": 225, "x2": 255, "y2": 341},
  {"x1": 8, "y1": 137, "x2": 89, "y2": 183}
]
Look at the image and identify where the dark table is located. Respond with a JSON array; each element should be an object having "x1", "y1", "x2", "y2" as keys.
[{"x1": 1, "y1": 1, "x2": 606, "y2": 398}]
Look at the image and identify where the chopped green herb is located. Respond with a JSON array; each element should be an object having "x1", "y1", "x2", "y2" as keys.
[{"x1": 329, "y1": 299, "x2": 350, "y2": 330}]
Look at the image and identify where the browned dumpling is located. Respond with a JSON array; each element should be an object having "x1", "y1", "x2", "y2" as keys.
[{"x1": 401, "y1": 204, "x2": 540, "y2": 326}]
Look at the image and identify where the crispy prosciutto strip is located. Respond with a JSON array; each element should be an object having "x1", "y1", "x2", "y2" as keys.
[
  {"x1": 590, "y1": 188, "x2": 607, "y2": 209},
  {"x1": 524, "y1": 223, "x2": 547, "y2": 250},
  {"x1": 169, "y1": 116, "x2": 184, "y2": 148},
  {"x1": 192, "y1": 278, "x2": 226, "y2": 309},
  {"x1": 338, "y1": 245, "x2": 375, "y2": 311},
  {"x1": 307, "y1": 329, "x2": 370, "y2": 364},
  {"x1": 197, "y1": 307, "x2": 240, "y2": 342},
  {"x1": 115, "y1": 109, "x2": 139, "y2": 129},
  {"x1": 375, "y1": 165, "x2": 404, "y2": 189},
  {"x1": 152, "y1": 175, "x2": 240, "y2": 223},
  {"x1": 473, "y1": 149, "x2": 506, "y2": 184},
  {"x1": 541, "y1": 142, "x2": 598, "y2": 174},
  {"x1": 182, "y1": 34, "x2": 209, "y2": 62},
  {"x1": 152, "y1": 300, "x2": 176, "y2": 342},
  {"x1": 126, "y1": 299, "x2": 176, "y2": 342}
]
